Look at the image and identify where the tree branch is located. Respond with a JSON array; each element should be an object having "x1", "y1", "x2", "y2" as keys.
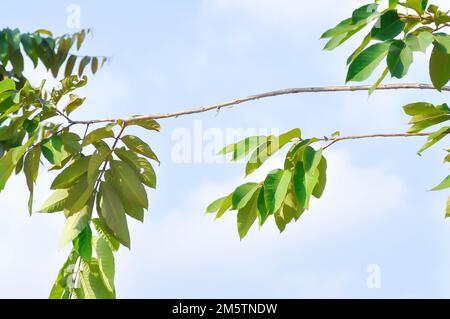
[
  {"x1": 322, "y1": 132, "x2": 432, "y2": 149},
  {"x1": 68, "y1": 83, "x2": 450, "y2": 125}
]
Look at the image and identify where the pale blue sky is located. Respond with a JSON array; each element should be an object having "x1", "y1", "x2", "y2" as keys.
[{"x1": 0, "y1": 0, "x2": 449, "y2": 298}]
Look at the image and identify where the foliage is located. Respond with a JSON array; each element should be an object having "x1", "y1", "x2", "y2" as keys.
[
  {"x1": 208, "y1": 0, "x2": 449, "y2": 234},
  {"x1": 0, "y1": 1, "x2": 448, "y2": 299}
]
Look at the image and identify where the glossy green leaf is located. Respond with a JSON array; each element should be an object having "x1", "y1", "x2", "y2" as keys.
[
  {"x1": 371, "y1": 10, "x2": 405, "y2": 41},
  {"x1": 237, "y1": 189, "x2": 259, "y2": 240},
  {"x1": 232, "y1": 183, "x2": 260, "y2": 210},
  {"x1": 264, "y1": 169, "x2": 292, "y2": 215},
  {"x1": 73, "y1": 225, "x2": 93, "y2": 260},
  {"x1": 430, "y1": 46, "x2": 450, "y2": 90},
  {"x1": 346, "y1": 42, "x2": 390, "y2": 82}
]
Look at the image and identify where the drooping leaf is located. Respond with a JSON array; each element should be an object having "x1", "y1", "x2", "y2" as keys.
[
  {"x1": 79, "y1": 260, "x2": 115, "y2": 299},
  {"x1": 430, "y1": 46, "x2": 450, "y2": 90},
  {"x1": 110, "y1": 160, "x2": 148, "y2": 209},
  {"x1": 237, "y1": 189, "x2": 260, "y2": 240},
  {"x1": 94, "y1": 237, "x2": 115, "y2": 293},
  {"x1": 98, "y1": 182, "x2": 130, "y2": 248},
  {"x1": 263, "y1": 169, "x2": 292, "y2": 215},
  {"x1": 60, "y1": 201, "x2": 92, "y2": 248}
]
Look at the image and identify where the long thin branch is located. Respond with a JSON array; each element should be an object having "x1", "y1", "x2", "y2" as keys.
[
  {"x1": 322, "y1": 132, "x2": 431, "y2": 149},
  {"x1": 68, "y1": 83, "x2": 450, "y2": 125}
]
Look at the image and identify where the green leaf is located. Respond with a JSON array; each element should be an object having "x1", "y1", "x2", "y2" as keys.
[
  {"x1": 237, "y1": 189, "x2": 260, "y2": 240},
  {"x1": 42, "y1": 136, "x2": 65, "y2": 166},
  {"x1": 60, "y1": 201, "x2": 92, "y2": 248},
  {"x1": 371, "y1": 10, "x2": 405, "y2": 41},
  {"x1": 0, "y1": 145, "x2": 29, "y2": 192},
  {"x1": 82, "y1": 127, "x2": 115, "y2": 146},
  {"x1": 94, "y1": 237, "x2": 115, "y2": 293},
  {"x1": 127, "y1": 118, "x2": 161, "y2": 132},
  {"x1": 352, "y1": 4, "x2": 378, "y2": 23},
  {"x1": 91, "y1": 57, "x2": 99, "y2": 74},
  {"x1": 60, "y1": 132, "x2": 82, "y2": 154},
  {"x1": 51, "y1": 156, "x2": 90, "y2": 189},
  {"x1": 417, "y1": 126, "x2": 450, "y2": 154},
  {"x1": 64, "y1": 94, "x2": 86, "y2": 115},
  {"x1": 114, "y1": 148, "x2": 156, "y2": 189},
  {"x1": 79, "y1": 260, "x2": 115, "y2": 299},
  {"x1": 219, "y1": 136, "x2": 267, "y2": 161},
  {"x1": 446, "y1": 197, "x2": 450, "y2": 219},
  {"x1": 64, "y1": 175, "x2": 95, "y2": 216},
  {"x1": 73, "y1": 225, "x2": 92, "y2": 260},
  {"x1": 121, "y1": 135, "x2": 159, "y2": 163},
  {"x1": 206, "y1": 196, "x2": 228, "y2": 213},
  {"x1": 232, "y1": 183, "x2": 260, "y2": 210},
  {"x1": 0, "y1": 79, "x2": 15, "y2": 94},
  {"x1": 88, "y1": 148, "x2": 110, "y2": 185},
  {"x1": 49, "y1": 250, "x2": 79, "y2": 299},
  {"x1": 293, "y1": 147, "x2": 323, "y2": 209},
  {"x1": 312, "y1": 156, "x2": 328, "y2": 199},
  {"x1": 98, "y1": 182, "x2": 130, "y2": 248},
  {"x1": 264, "y1": 169, "x2": 292, "y2": 215},
  {"x1": 433, "y1": 34, "x2": 450, "y2": 54},
  {"x1": 430, "y1": 46, "x2": 450, "y2": 90},
  {"x1": 245, "y1": 129, "x2": 301, "y2": 176},
  {"x1": 92, "y1": 218, "x2": 120, "y2": 252},
  {"x1": 78, "y1": 56, "x2": 91, "y2": 77},
  {"x1": 110, "y1": 160, "x2": 148, "y2": 209},
  {"x1": 24, "y1": 146, "x2": 41, "y2": 214},
  {"x1": 405, "y1": 0, "x2": 428, "y2": 14},
  {"x1": 387, "y1": 40, "x2": 413, "y2": 78},
  {"x1": 38, "y1": 189, "x2": 69, "y2": 213},
  {"x1": 347, "y1": 33, "x2": 372, "y2": 65},
  {"x1": 65, "y1": 55, "x2": 77, "y2": 77},
  {"x1": 432, "y1": 175, "x2": 450, "y2": 191},
  {"x1": 405, "y1": 32, "x2": 433, "y2": 53},
  {"x1": 215, "y1": 193, "x2": 233, "y2": 219},
  {"x1": 346, "y1": 42, "x2": 391, "y2": 82}
]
